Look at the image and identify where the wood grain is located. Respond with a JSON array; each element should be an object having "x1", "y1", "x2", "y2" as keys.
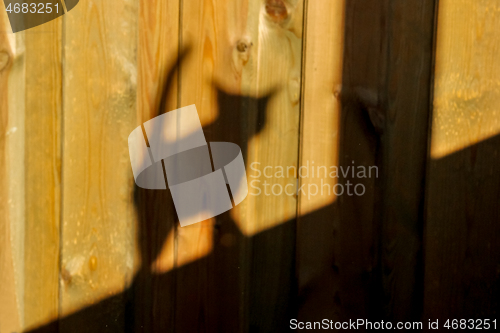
[
  {"x1": 0, "y1": 7, "x2": 21, "y2": 333},
  {"x1": 379, "y1": 0, "x2": 436, "y2": 321},
  {"x1": 175, "y1": 0, "x2": 242, "y2": 330},
  {"x1": 237, "y1": 0, "x2": 304, "y2": 237},
  {"x1": 334, "y1": 0, "x2": 384, "y2": 320},
  {"x1": 132, "y1": 0, "x2": 179, "y2": 331},
  {"x1": 137, "y1": 0, "x2": 179, "y2": 123},
  {"x1": 60, "y1": 0, "x2": 139, "y2": 328},
  {"x1": 296, "y1": 0, "x2": 344, "y2": 323},
  {"x1": 424, "y1": 0, "x2": 500, "y2": 320},
  {"x1": 243, "y1": 3, "x2": 304, "y2": 330},
  {"x1": 174, "y1": 0, "x2": 223, "y2": 330},
  {"x1": 23, "y1": 19, "x2": 63, "y2": 331}
]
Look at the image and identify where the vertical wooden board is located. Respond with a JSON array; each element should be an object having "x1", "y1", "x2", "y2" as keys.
[
  {"x1": 132, "y1": 0, "x2": 180, "y2": 331},
  {"x1": 379, "y1": 0, "x2": 436, "y2": 321},
  {"x1": 297, "y1": 0, "x2": 344, "y2": 296},
  {"x1": 60, "y1": 0, "x2": 138, "y2": 326},
  {"x1": 23, "y1": 19, "x2": 63, "y2": 331},
  {"x1": 424, "y1": 0, "x2": 500, "y2": 320},
  {"x1": 298, "y1": 0, "x2": 344, "y2": 220},
  {"x1": 238, "y1": 0, "x2": 303, "y2": 236},
  {"x1": 238, "y1": 1, "x2": 305, "y2": 330},
  {"x1": 175, "y1": 0, "x2": 241, "y2": 330},
  {"x1": 176, "y1": 0, "x2": 305, "y2": 331},
  {"x1": 296, "y1": 0, "x2": 344, "y2": 323},
  {"x1": 334, "y1": 0, "x2": 384, "y2": 320},
  {"x1": 0, "y1": 8, "x2": 21, "y2": 333},
  {"x1": 137, "y1": 0, "x2": 179, "y2": 123}
]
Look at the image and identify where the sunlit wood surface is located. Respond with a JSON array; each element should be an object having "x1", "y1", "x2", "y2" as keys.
[
  {"x1": 0, "y1": 7, "x2": 20, "y2": 333},
  {"x1": 0, "y1": 0, "x2": 499, "y2": 332}
]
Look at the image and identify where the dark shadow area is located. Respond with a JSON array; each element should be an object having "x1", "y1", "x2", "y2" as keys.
[{"x1": 423, "y1": 132, "x2": 500, "y2": 321}]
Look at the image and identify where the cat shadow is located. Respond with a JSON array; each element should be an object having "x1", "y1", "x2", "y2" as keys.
[{"x1": 26, "y1": 48, "x2": 303, "y2": 333}]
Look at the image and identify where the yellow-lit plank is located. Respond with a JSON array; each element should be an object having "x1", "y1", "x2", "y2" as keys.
[
  {"x1": 60, "y1": 0, "x2": 139, "y2": 325},
  {"x1": 137, "y1": 0, "x2": 179, "y2": 123},
  {"x1": 136, "y1": 0, "x2": 180, "y2": 270},
  {"x1": 175, "y1": 0, "x2": 237, "y2": 329},
  {"x1": 297, "y1": 0, "x2": 344, "y2": 284},
  {"x1": 430, "y1": 0, "x2": 500, "y2": 159},
  {"x1": 0, "y1": 7, "x2": 21, "y2": 333},
  {"x1": 296, "y1": 0, "x2": 344, "y2": 323},
  {"x1": 23, "y1": 19, "x2": 63, "y2": 331},
  {"x1": 131, "y1": 0, "x2": 180, "y2": 331},
  {"x1": 236, "y1": 0, "x2": 304, "y2": 236}
]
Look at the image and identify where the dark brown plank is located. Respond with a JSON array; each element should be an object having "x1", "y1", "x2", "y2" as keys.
[{"x1": 379, "y1": 0, "x2": 437, "y2": 322}]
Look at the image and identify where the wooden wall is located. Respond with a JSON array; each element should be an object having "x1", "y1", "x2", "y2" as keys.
[{"x1": 0, "y1": 0, "x2": 499, "y2": 332}]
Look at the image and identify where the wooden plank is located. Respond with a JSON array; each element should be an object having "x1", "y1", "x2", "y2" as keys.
[
  {"x1": 334, "y1": 0, "x2": 385, "y2": 320},
  {"x1": 60, "y1": 0, "x2": 139, "y2": 329},
  {"x1": 131, "y1": 0, "x2": 180, "y2": 331},
  {"x1": 378, "y1": 0, "x2": 436, "y2": 322},
  {"x1": 296, "y1": 0, "x2": 344, "y2": 323},
  {"x1": 137, "y1": 0, "x2": 179, "y2": 123},
  {"x1": 0, "y1": 8, "x2": 22, "y2": 333},
  {"x1": 175, "y1": 0, "x2": 240, "y2": 330},
  {"x1": 237, "y1": 1, "x2": 304, "y2": 330},
  {"x1": 176, "y1": 0, "x2": 305, "y2": 331},
  {"x1": 424, "y1": 0, "x2": 500, "y2": 320},
  {"x1": 23, "y1": 18, "x2": 63, "y2": 331}
]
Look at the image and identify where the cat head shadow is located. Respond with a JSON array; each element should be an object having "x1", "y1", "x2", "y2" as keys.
[{"x1": 134, "y1": 47, "x2": 279, "y2": 271}]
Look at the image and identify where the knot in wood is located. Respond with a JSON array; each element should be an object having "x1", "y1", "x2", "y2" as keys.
[
  {"x1": 265, "y1": 0, "x2": 288, "y2": 23},
  {"x1": 236, "y1": 40, "x2": 249, "y2": 53}
]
